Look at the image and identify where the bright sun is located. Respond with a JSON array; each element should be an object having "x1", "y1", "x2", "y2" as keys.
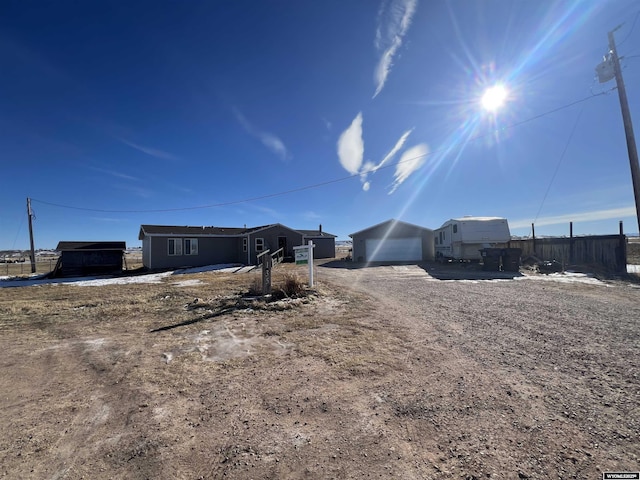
[{"x1": 481, "y1": 85, "x2": 508, "y2": 112}]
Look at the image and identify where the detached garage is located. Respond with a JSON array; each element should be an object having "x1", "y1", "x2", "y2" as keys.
[{"x1": 350, "y1": 219, "x2": 434, "y2": 263}]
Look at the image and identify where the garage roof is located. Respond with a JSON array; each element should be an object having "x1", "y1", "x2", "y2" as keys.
[{"x1": 349, "y1": 219, "x2": 432, "y2": 237}]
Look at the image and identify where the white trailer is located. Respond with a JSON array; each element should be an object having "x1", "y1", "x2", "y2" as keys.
[{"x1": 435, "y1": 216, "x2": 511, "y2": 261}]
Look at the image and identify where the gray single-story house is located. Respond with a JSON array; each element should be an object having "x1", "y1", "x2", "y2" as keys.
[
  {"x1": 54, "y1": 241, "x2": 126, "y2": 277},
  {"x1": 139, "y1": 223, "x2": 336, "y2": 270},
  {"x1": 349, "y1": 219, "x2": 434, "y2": 263}
]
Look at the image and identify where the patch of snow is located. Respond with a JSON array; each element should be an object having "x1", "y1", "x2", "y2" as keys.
[
  {"x1": 0, "y1": 263, "x2": 251, "y2": 288},
  {"x1": 173, "y1": 279, "x2": 203, "y2": 287},
  {"x1": 627, "y1": 264, "x2": 640, "y2": 274},
  {"x1": 173, "y1": 263, "x2": 244, "y2": 275},
  {"x1": 516, "y1": 271, "x2": 608, "y2": 286},
  {"x1": 0, "y1": 271, "x2": 172, "y2": 288},
  {"x1": 71, "y1": 272, "x2": 172, "y2": 287}
]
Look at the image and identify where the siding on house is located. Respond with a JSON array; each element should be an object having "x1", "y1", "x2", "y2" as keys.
[
  {"x1": 138, "y1": 223, "x2": 317, "y2": 269},
  {"x1": 147, "y1": 235, "x2": 240, "y2": 270},
  {"x1": 246, "y1": 225, "x2": 303, "y2": 264},
  {"x1": 350, "y1": 219, "x2": 434, "y2": 262}
]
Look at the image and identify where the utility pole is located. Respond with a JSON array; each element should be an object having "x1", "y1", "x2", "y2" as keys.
[
  {"x1": 27, "y1": 197, "x2": 36, "y2": 273},
  {"x1": 608, "y1": 26, "x2": 640, "y2": 233}
]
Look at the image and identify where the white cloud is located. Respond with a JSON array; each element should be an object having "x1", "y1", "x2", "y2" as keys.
[
  {"x1": 359, "y1": 128, "x2": 413, "y2": 190},
  {"x1": 88, "y1": 166, "x2": 138, "y2": 181},
  {"x1": 373, "y1": 0, "x2": 417, "y2": 98},
  {"x1": 376, "y1": 128, "x2": 413, "y2": 171},
  {"x1": 337, "y1": 112, "x2": 364, "y2": 175},
  {"x1": 233, "y1": 107, "x2": 291, "y2": 161},
  {"x1": 258, "y1": 133, "x2": 289, "y2": 161},
  {"x1": 510, "y1": 206, "x2": 637, "y2": 229},
  {"x1": 302, "y1": 210, "x2": 322, "y2": 221},
  {"x1": 119, "y1": 138, "x2": 179, "y2": 161},
  {"x1": 389, "y1": 143, "x2": 428, "y2": 194}
]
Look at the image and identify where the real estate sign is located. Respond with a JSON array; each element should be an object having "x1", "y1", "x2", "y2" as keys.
[
  {"x1": 293, "y1": 241, "x2": 314, "y2": 287},
  {"x1": 295, "y1": 249, "x2": 309, "y2": 265}
]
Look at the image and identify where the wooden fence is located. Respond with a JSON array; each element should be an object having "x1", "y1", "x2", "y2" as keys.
[{"x1": 509, "y1": 234, "x2": 627, "y2": 272}]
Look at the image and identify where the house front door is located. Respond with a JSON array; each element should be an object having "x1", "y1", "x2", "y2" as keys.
[{"x1": 278, "y1": 236, "x2": 287, "y2": 256}]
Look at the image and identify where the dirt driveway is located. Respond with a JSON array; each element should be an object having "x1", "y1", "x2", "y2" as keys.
[{"x1": 0, "y1": 263, "x2": 638, "y2": 479}]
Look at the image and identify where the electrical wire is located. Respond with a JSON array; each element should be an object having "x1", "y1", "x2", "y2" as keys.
[
  {"x1": 617, "y1": 10, "x2": 640, "y2": 47},
  {"x1": 532, "y1": 106, "x2": 585, "y2": 229},
  {"x1": 10, "y1": 213, "x2": 26, "y2": 250},
  {"x1": 31, "y1": 90, "x2": 612, "y2": 214}
]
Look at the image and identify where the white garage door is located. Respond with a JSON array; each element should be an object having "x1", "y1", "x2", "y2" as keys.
[{"x1": 365, "y1": 237, "x2": 422, "y2": 262}]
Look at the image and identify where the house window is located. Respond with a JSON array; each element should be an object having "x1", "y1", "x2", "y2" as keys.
[
  {"x1": 255, "y1": 238, "x2": 264, "y2": 252},
  {"x1": 168, "y1": 238, "x2": 183, "y2": 256},
  {"x1": 243, "y1": 238, "x2": 248, "y2": 252},
  {"x1": 184, "y1": 238, "x2": 198, "y2": 255},
  {"x1": 453, "y1": 224, "x2": 458, "y2": 234}
]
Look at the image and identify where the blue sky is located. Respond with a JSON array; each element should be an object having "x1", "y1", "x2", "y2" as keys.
[{"x1": 2, "y1": 0, "x2": 640, "y2": 249}]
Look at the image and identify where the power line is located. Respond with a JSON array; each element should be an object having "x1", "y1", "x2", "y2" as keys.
[
  {"x1": 10, "y1": 213, "x2": 26, "y2": 250},
  {"x1": 532, "y1": 106, "x2": 584, "y2": 227},
  {"x1": 31, "y1": 90, "x2": 611, "y2": 214},
  {"x1": 617, "y1": 10, "x2": 640, "y2": 47}
]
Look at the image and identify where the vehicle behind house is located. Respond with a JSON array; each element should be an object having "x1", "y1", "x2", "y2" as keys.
[{"x1": 435, "y1": 217, "x2": 511, "y2": 261}]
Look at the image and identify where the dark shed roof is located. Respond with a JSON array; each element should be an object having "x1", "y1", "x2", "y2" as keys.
[{"x1": 56, "y1": 241, "x2": 126, "y2": 251}]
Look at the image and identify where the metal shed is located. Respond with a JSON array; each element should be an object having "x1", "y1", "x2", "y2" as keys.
[
  {"x1": 349, "y1": 219, "x2": 434, "y2": 263},
  {"x1": 54, "y1": 241, "x2": 126, "y2": 277}
]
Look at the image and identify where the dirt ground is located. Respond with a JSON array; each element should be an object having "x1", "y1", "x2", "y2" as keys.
[{"x1": 0, "y1": 262, "x2": 639, "y2": 479}]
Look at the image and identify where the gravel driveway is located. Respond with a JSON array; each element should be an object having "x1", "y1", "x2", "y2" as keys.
[{"x1": 316, "y1": 262, "x2": 640, "y2": 478}]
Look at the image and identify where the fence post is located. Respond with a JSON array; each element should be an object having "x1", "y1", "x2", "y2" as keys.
[
  {"x1": 618, "y1": 221, "x2": 626, "y2": 273},
  {"x1": 532, "y1": 223, "x2": 536, "y2": 256},
  {"x1": 569, "y1": 222, "x2": 574, "y2": 265},
  {"x1": 262, "y1": 254, "x2": 272, "y2": 295}
]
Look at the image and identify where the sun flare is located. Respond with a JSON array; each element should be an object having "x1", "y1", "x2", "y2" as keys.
[{"x1": 481, "y1": 85, "x2": 508, "y2": 112}]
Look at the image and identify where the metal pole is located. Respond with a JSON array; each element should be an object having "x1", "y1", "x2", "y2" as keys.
[
  {"x1": 27, "y1": 198, "x2": 36, "y2": 274},
  {"x1": 609, "y1": 28, "x2": 640, "y2": 233}
]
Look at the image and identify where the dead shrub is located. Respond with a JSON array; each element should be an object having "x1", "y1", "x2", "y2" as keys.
[
  {"x1": 277, "y1": 273, "x2": 306, "y2": 299},
  {"x1": 248, "y1": 277, "x2": 262, "y2": 296}
]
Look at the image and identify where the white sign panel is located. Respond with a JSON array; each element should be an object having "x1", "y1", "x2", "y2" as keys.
[{"x1": 295, "y1": 249, "x2": 309, "y2": 265}]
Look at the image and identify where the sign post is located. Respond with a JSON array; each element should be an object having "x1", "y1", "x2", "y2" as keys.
[{"x1": 293, "y1": 241, "x2": 314, "y2": 287}]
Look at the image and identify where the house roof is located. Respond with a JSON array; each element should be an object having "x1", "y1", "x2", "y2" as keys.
[
  {"x1": 298, "y1": 229, "x2": 337, "y2": 238},
  {"x1": 138, "y1": 223, "x2": 319, "y2": 240},
  {"x1": 56, "y1": 241, "x2": 127, "y2": 251},
  {"x1": 138, "y1": 224, "x2": 272, "y2": 239},
  {"x1": 349, "y1": 219, "x2": 432, "y2": 237}
]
